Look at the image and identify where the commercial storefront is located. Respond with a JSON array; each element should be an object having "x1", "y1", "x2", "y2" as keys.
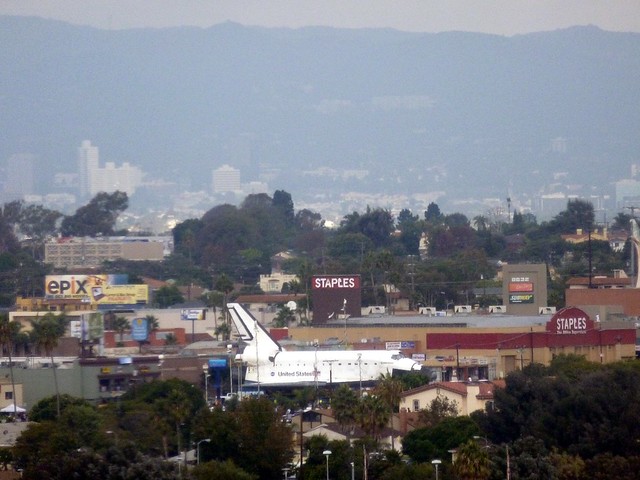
[{"x1": 287, "y1": 306, "x2": 636, "y2": 380}]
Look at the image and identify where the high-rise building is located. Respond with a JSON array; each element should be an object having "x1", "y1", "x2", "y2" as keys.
[
  {"x1": 212, "y1": 164, "x2": 241, "y2": 193},
  {"x1": 90, "y1": 162, "x2": 143, "y2": 197},
  {"x1": 78, "y1": 140, "x2": 143, "y2": 197},
  {"x1": 78, "y1": 140, "x2": 99, "y2": 198}
]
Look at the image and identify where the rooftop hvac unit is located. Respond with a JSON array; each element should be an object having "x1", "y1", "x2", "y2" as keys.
[
  {"x1": 419, "y1": 307, "x2": 437, "y2": 315},
  {"x1": 369, "y1": 306, "x2": 386, "y2": 314},
  {"x1": 539, "y1": 306, "x2": 557, "y2": 314},
  {"x1": 454, "y1": 305, "x2": 472, "y2": 313},
  {"x1": 489, "y1": 305, "x2": 507, "y2": 313}
]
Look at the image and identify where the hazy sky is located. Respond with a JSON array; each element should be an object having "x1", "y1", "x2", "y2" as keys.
[{"x1": 2, "y1": 0, "x2": 640, "y2": 35}]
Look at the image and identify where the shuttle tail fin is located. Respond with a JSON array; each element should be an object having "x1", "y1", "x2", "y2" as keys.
[{"x1": 227, "y1": 303, "x2": 282, "y2": 360}]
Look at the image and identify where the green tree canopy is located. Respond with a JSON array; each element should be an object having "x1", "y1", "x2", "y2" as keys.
[
  {"x1": 60, "y1": 191, "x2": 128, "y2": 237},
  {"x1": 154, "y1": 284, "x2": 185, "y2": 308}
]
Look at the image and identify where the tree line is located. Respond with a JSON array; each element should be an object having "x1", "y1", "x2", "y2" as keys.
[
  {"x1": 0, "y1": 189, "x2": 633, "y2": 311},
  {"x1": 3, "y1": 354, "x2": 639, "y2": 479}
]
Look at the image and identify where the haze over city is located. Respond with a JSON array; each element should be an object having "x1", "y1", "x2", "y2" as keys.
[{"x1": 1, "y1": 1, "x2": 640, "y2": 231}]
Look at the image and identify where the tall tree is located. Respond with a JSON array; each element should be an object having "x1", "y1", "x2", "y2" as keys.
[
  {"x1": 375, "y1": 373, "x2": 403, "y2": 450},
  {"x1": 154, "y1": 284, "x2": 184, "y2": 308},
  {"x1": 215, "y1": 274, "x2": 234, "y2": 326},
  {"x1": 331, "y1": 385, "x2": 359, "y2": 433},
  {"x1": 145, "y1": 314, "x2": 159, "y2": 338},
  {"x1": 30, "y1": 313, "x2": 68, "y2": 417},
  {"x1": 548, "y1": 199, "x2": 595, "y2": 235},
  {"x1": 172, "y1": 218, "x2": 204, "y2": 260},
  {"x1": 231, "y1": 397, "x2": 294, "y2": 479},
  {"x1": 18, "y1": 204, "x2": 63, "y2": 259},
  {"x1": 357, "y1": 394, "x2": 389, "y2": 442},
  {"x1": 424, "y1": 202, "x2": 444, "y2": 225},
  {"x1": 402, "y1": 416, "x2": 480, "y2": 464},
  {"x1": 272, "y1": 190, "x2": 295, "y2": 227},
  {"x1": 60, "y1": 191, "x2": 128, "y2": 237},
  {"x1": 453, "y1": 439, "x2": 491, "y2": 480},
  {"x1": 341, "y1": 207, "x2": 395, "y2": 249},
  {"x1": 113, "y1": 316, "x2": 130, "y2": 344},
  {"x1": 0, "y1": 314, "x2": 21, "y2": 418},
  {"x1": 273, "y1": 305, "x2": 295, "y2": 327}
]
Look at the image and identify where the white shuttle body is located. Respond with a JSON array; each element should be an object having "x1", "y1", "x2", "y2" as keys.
[{"x1": 227, "y1": 302, "x2": 423, "y2": 388}]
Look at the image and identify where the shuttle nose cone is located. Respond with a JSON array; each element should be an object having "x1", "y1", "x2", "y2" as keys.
[{"x1": 397, "y1": 358, "x2": 422, "y2": 371}]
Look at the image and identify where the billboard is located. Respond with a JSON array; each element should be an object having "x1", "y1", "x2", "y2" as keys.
[
  {"x1": 44, "y1": 275, "x2": 148, "y2": 305},
  {"x1": 311, "y1": 275, "x2": 362, "y2": 324},
  {"x1": 509, "y1": 294, "x2": 534, "y2": 304},
  {"x1": 180, "y1": 309, "x2": 206, "y2": 321},
  {"x1": 385, "y1": 341, "x2": 416, "y2": 350},
  {"x1": 502, "y1": 264, "x2": 548, "y2": 315},
  {"x1": 131, "y1": 317, "x2": 149, "y2": 342},
  {"x1": 546, "y1": 306, "x2": 593, "y2": 335}
]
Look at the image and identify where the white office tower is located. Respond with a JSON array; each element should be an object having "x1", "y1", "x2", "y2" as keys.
[
  {"x1": 212, "y1": 164, "x2": 241, "y2": 193},
  {"x1": 90, "y1": 162, "x2": 143, "y2": 197},
  {"x1": 78, "y1": 140, "x2": 143, "y2": 197},
  {"x1": 78, "y1": 140, "x2": 99, "y2": 198}
]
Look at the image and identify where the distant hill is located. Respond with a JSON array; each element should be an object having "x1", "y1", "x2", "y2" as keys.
[{"x1": 1, "y1": 16, "x2": 639, "y2": 213}]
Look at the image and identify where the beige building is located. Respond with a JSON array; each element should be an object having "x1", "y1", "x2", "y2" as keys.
[
  {"x1": 399, "y1": 380, "x2": 503, "y2": 415},
  {"x1": 0, "y1": 378, "x2": 24, "y2": 414},
  {"x1": 281, "y1": 306, "x2": 636, "y2": 381},
  {"x1": 259, "y1": 272, "x2": 299, "y2": 293},
  {"x1": 45, "y1": 236, "x2": 172, "y2": 269}
]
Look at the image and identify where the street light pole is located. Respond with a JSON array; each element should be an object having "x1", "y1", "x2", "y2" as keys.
[
  {"x1": 473, "y1": 435, "x2": 490, "y2": 448},
  {"x1": 227, "y1": 344, "x2": 233, "y2": 394},
  {"x1": 350, "y1": 461, "x2": 355, "y2": 480},
  {"x1": 323, "y1": 450, "x2": 332, "y2": 480},
  {"x1": 431, "y1": 459, "x2": 441, "y2": 480},
  {"x1": 197, "y1": 438, "x2": 211, "y2": 465},
  {"x1": 202, "y1": 364, "x2": 209, "y2": 405}
]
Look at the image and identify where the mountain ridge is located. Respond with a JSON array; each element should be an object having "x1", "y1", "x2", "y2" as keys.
[{"x1": 1, "y1": 16, "x2": 639, "y2": 217}]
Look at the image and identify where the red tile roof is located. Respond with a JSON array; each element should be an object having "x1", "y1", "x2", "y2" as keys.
[{"x1": 402, "y1": 380, "x2": 504, "y2": 400}]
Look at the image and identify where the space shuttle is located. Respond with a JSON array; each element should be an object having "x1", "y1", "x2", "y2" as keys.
[{"x1": 227, "y1": 302, "x2": 423, "y2": 388}]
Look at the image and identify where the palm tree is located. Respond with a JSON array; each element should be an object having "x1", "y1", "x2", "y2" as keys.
[
  {"x1": 331, "y1": 385, "x2": 359, "y2": 434},
  {"x1": 201, "y1": 290, "x2": 224, "y2": 329},
  {"x1": 214, "y1": 323, "x2": 231, "y2": 341},
  {"x1": 273, "y1": 305, "x2": 295, "y2": 327},
  {"x1": 30, "y1": 313, "x2": 68, "y2": 418},
  {"x1": 453, "y1": 439, "x2": 491, "y2": 480},
  {"x1": 159, "y1": 388, "x2": 190, "y2": 463},
  {"x1": 145, "y1": 314, "x2": 159, "y2": 339},
  {"x1": 0, "y1": 314, "x2": 22, "y2": 419},
  {"x1": 113, "y1": 316, "x2": 130, "y2": 345},
  {"x1": 375, "y1": 373, "x2": 403, "y2": 450},
  {"x1": 357, "y1": 394, "x2": 389, "y2": 443},
  {"x1": 215, "y1": 274, "x2": 234, "y2": 327}
]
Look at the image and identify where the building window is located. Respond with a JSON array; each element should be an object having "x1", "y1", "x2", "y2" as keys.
[
  {"x1": 412, "y1": 399, "x2": 420, "y2": 412},
  {"x1": 4, "y1": 392, "x2": 13, "y2": 400}
]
